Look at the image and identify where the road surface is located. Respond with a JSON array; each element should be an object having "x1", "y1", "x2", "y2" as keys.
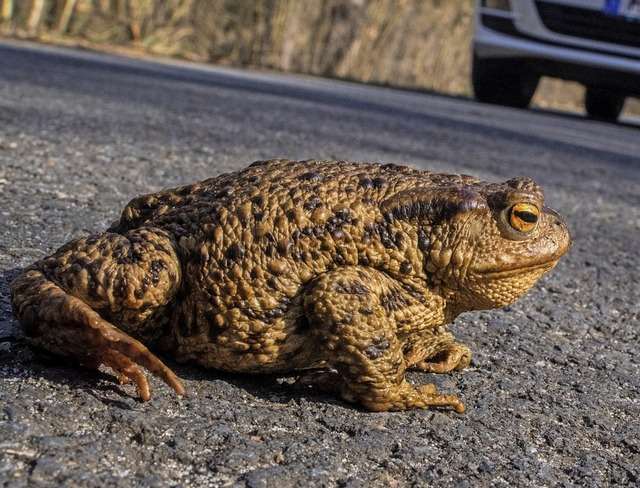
[{"x1": 0, "y1": 40, "x2": 638, "y2": 487}]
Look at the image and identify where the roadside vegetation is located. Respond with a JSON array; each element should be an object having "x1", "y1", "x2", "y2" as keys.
[{"x1": 1, "y1": 0, "x2": 637, "y2": 114}]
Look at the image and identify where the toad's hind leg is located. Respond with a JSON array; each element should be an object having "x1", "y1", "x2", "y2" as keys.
[
  {"x1": 302, "y1": 267, "x2": 464, "y2": 413},
  {"x1": 10, "y1": 228, "x2": 185, "y2": 400}
]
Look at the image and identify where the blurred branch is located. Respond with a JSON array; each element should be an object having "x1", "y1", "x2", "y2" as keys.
[
  {"x1": 57, "y1": 0, "x2": 78, "y2": 34},
  {"x1": 1, "y1": 0, "x2": 14, "y2": 21},
  {"x1": 27, "y1": 0, "x2": 47, "y2": 32}
]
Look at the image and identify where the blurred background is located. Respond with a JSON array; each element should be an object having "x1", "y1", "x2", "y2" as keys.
[{"x1": 1, "y1": 0, "x2": 639, "y2": 115}]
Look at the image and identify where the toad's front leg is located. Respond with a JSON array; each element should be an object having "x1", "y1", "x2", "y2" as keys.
[
  {"x1": 302, "y1": 267, "x2": 464, "y2": 413},
  {"x1": 10, "y1": 228, "x2": 185, "y2": 400}
]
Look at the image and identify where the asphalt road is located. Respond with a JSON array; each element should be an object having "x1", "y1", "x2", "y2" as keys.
[{"x1": 1, "y1": 39, "x2": 639, "y2": 487}]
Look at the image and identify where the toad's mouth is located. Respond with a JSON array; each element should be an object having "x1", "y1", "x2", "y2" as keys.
[
  {"x1": 471, "y1": 229, "x2": 571, "y2": 279},
  {"x1": 472, "y1": 259, "x2": 560, "y2": 281}
]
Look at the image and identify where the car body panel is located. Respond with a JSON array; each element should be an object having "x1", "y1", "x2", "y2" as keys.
[{"x1": 473, "y1": 0, "x2": 640, "y2": 95}]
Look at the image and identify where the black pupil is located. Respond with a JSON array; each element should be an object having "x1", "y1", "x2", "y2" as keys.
[{"x1": 514, "y1": 210, "x2": 538, "y2": 224}]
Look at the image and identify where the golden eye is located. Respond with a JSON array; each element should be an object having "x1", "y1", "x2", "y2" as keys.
[{"x1": 509, "y1": 203, "x2": 539, "y2": 233}]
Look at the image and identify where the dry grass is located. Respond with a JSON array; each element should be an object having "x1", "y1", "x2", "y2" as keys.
[{"x1": 2, "y1": 0, "x2": 476, "y2": 95}]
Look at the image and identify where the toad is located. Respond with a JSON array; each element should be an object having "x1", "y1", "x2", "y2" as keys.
[{"x1": 11, "y1": 159, "x2": 571, "y2": 412}]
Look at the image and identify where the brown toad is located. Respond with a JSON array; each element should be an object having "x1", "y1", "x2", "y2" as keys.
[{"x1": 11, "y1": 159, "x2": 571, "y2": 412}]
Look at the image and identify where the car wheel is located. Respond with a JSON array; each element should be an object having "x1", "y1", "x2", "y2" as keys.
[
  {"x1": 584, "y1": 87, "x2": 625, "y2": 122},
  {"x1": 472, "y1": 54, "x2": 539, "y2": 109}
]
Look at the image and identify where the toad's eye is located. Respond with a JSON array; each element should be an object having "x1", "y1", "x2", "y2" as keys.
[{"x1": 509, "y1": 203, "x2": 539, "y2": 233}]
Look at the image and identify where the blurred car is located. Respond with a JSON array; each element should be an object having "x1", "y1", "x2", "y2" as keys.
[{"x1": 472, "y1": 0, "x2": 640, "y2": 121}]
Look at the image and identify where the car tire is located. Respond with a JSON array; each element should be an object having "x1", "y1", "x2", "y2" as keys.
[
  {"x1": 472, "y1": 54, "x2": 539, "y2": 109},
  {"x1": 584, "y1": 86, "x2": 625, "y2": 122}
]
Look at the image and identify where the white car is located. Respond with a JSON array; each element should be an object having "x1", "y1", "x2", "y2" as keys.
[{"x1": 472, "y1": 0, "x2": 640, "y2": 121}]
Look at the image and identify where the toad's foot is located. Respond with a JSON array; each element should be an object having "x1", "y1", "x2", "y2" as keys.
[
  {"x1": 295, "y1": 370, "x2": 464, "y2": 413},
  {"x1": 411, "y1": 342, "x2": 472, "y2": 373},
  {"x1": 11, "y1": 268, "x2": 185, "y2": 401}
]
